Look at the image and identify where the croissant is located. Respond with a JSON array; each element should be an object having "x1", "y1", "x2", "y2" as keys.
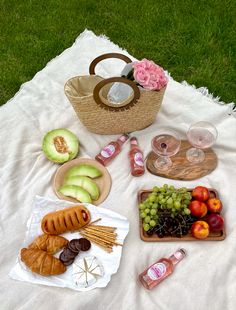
[
  {"x1": 28, "y1": 234, "x2": 69, "y2": 254},
  {"x1": 21, "y1": 248, "x2": 66, "y2": 276},
  {"x1": 41, "y1": 205, "x2": 91, "y2": 235}
]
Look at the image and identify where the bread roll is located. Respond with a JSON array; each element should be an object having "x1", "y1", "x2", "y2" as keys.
[{"x1": 41, "y1": 205, "x2": 90, "y2": 235}]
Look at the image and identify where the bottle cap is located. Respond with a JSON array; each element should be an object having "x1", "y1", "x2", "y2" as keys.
[
  {"x1": 174, "y1": 248, "x2": 187, "y2": 260},
  {"x1": 119, "y1": 134, "x2": 129, "y2": 142}
]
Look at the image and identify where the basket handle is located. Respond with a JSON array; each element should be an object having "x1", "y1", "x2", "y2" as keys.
[
  {"x1": 93, "y1": 77, "x2": 140, "y2": 111},
  {"x1": 89, "y1": 53, "x2": 132, "y2": 75}
]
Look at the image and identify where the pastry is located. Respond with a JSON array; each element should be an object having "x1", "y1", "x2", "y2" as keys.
[
  {"x1": 21, "y1": 248, "x2": 66, "y2": 276},
  {"x1": 28, "y1": 234, "x2": 69, "y2": 254},
  {"x1": 41, "y1": 205, "x2": 91, "y2": 235},
  {"x1": 72, "y1": 256, "x2": 103, "y2": 288}
]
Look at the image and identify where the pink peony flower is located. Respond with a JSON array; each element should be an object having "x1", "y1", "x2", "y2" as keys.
[{"x1": 132, "y1": 59, "x2": 168, "y2": 91}]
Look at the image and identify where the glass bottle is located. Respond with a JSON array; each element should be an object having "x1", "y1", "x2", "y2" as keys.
[
  {"x1": 129, "y1": 137, "x2": 145, "y2": 176},
  {"x1": 139, "y1": 248, "x2": 186, "y2": 290},
  {"x1": 95, "y1": 134, "x2": 129, "y2": 166}
]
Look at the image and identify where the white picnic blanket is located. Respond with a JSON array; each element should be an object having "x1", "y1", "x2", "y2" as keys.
[{"x1": 1, "y1": 29, "x2": 236, "y2": 310}]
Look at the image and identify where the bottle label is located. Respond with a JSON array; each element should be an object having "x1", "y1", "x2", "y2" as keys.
[
  {"x1": 147, "y1": 263, "x2": 166, "y2": 280},
  {"x1": 101, "y1": 145, "x2": 115, "y2": 158},
  {"x1": 134, "y1": 152, "x2": 144, "y2": 167}
]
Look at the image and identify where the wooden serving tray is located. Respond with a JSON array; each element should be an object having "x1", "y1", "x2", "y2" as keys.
[
  {"x1": 146, "y1": 140, "x2": 217, "y2": 180},
  {"x1": 138, "y1": 189, "x2": 226, "y2": 242}
]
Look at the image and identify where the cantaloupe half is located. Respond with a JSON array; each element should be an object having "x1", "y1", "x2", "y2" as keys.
[{"x1": 42, "y1": 128, "x2": 79, "y2": 163}]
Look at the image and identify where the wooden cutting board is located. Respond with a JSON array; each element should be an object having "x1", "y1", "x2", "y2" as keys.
[{"x1": 146, "y1": 140, "x2": 217, "y2": 180}]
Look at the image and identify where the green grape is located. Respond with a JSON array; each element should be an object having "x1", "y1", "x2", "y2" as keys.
[
  {"x1": 167, "y1": 197, "x2": 173, "y2": 204},
  {"x1": 140, "y1": 212, "x2": 146, "y2": 219},
  {"x1": 149, "y1": 194, "x2": 156, "y2": 202},
  {"x1": 144, "y1": 216, "x2": 151, "y2": 223},
  {"x1": 161, "y1": 198, "x2": 166, "y2": 204},
  {"x1": 145, "y1": 208, "x2": 150, "y2": 214},
  {"x1": 153, "y1": 186, "x2": 159, "y2": 192},
  {"x1": 150, "y1": 209, "x2": 157, "y2": 216},
  {"x1": 139, "y1": 203, "x2": 146, "y2": 210},
  {"x1": 174, "y1": 201, "x2": 181, "y2": 208},
  {"x1": 184, "y1": 208, "x2": 191, "y2": 215},
  {"x1": 169, "y1": 185, "x2": 175, "y2": 191},
  {"x1": 143, "y1": 223, "x2": 150, "y2": 231},
  {"x1": 172, "y1": 193, "x2": 177, "y2": 199},
  {"x1": 150, "y1": 220, "x2": 156, "y2": 227},
  {"x1": 152, "y1": 203, "x2": 158, "y2": 209}
]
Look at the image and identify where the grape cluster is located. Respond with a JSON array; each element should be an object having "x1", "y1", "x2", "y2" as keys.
[{"x1": 139, "y1": 184, "x2": 193, "y2": 236}]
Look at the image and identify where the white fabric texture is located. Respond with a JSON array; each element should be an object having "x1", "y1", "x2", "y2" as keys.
[{"x1": 1, "y1": 29, "x2": 236, "y2": 310}]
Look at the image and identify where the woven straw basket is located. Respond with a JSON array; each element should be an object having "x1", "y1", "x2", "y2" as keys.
[{"x1": 64, "y1": 53, "x2": 166, "y2": 135}]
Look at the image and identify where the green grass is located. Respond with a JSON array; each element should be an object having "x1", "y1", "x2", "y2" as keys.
[{"x1": 0, "y1": 0, "x2": 235, "y2": 106}]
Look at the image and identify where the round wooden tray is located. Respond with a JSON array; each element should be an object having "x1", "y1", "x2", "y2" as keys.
[
  {"x1": 146, "y1": 140, "x2": 218, "y2": 180},
  {"x1": 53, "y1": 158, "x2": 112, "y2": 206}
]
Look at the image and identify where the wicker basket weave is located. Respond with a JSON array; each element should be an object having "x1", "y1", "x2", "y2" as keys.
[{"x1": 64, "y1": 53, "x2": 166, "y2": 135}]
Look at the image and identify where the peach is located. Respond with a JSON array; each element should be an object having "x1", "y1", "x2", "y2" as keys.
[
  {"x1": 191, "y1": 221, "x2": 209, "y2": 239},
  {"x1": 192, "y1": 186, "x2": 210, "y2": 202},
  {"x1": 207, "y1": 198, "x2": 222, "y2": 213},
  {"x1": 189, "y1": 200, "x2": 208, "y2": 218}
]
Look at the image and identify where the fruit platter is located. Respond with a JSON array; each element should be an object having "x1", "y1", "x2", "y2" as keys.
[{"x1": 138, "y1": 185, "x2": 226, "y2": 242}]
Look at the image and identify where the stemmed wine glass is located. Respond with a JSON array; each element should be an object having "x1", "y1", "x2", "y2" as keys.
[
  {"x1": 151, "y1": 129, "x2": 181, "y2": 171},
  {"x1": 186, "y1": 121, "x2": 218, "y2": 163}
]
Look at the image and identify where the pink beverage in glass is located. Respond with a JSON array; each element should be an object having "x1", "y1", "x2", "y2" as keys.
[
  {"x1": 187, "y1": 128, "x2": 215, "y2": 149},
  {"x1": 95, "y1": 134, "x2": 129, "y2": 166},
  {"x1": 152, "y1": 134, "x2": 181, "y2": 156},
  {"x1": 129, "y1": 137, "x2": 145, "y2": 176},
  {"x1": 139, "y1": 248, "x2": 186, "y2": 290}
]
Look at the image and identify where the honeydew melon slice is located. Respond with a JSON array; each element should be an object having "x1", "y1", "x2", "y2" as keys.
[
  {"x1": 64, "y1": 176, "x2": 100, "y2": 200},
  {"x1": 66, "y1": 164, "x2": 102, "y2": 179},
  {"x1": 42, "y1": 128, "x2": 79, "y2": 163},
  {"x1": 59, "y1": 185, "x2": 92, "y2": 203}
]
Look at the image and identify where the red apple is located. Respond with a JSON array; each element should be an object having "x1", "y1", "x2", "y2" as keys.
[
  {"x1": 189, "y1": 200, "x2": 208, "y2": 218},
  {"x1": 207, "y1": 198, "x2": 222, "y2": 213},
  {"x1": 192, "y1": 186, "x2": 210, "y2": 202},
  {"x1": 206, "y1": 214, "x2": 224, "y2": 232},
  {"x1": 191, "y1": 221, "x2": 209, "y2": 239}
]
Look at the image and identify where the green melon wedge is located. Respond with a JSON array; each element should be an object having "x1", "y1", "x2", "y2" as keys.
[
  {"x1": 59, "y1": 185, "x2": 92, "y2": 203},
  {"x1": 64, "y1": 176, "x2": 100, "y2": 200},
  {"x1": 65, "y1": 164, "x2": 102, "y2": 179}
]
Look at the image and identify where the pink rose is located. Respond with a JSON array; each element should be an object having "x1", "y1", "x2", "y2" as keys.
[{"x1": 132, "y1": 59, "x2": 167, "y2": 91}]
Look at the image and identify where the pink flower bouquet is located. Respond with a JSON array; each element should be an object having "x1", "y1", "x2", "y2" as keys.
[{"x1": 124, "y1": 59, "x2": 168, "y2": 91}]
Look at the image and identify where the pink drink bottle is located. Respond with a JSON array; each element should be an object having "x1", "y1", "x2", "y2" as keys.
[
  {"x1": 95, "y1": 134, "x2": 129, "y2": 166},
  {"x1": 139, "y1": 248, "x2": 186, "y2": 290},
  {"x1": 129, "y1": 137, "x2": 145, "y2": 176}
]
